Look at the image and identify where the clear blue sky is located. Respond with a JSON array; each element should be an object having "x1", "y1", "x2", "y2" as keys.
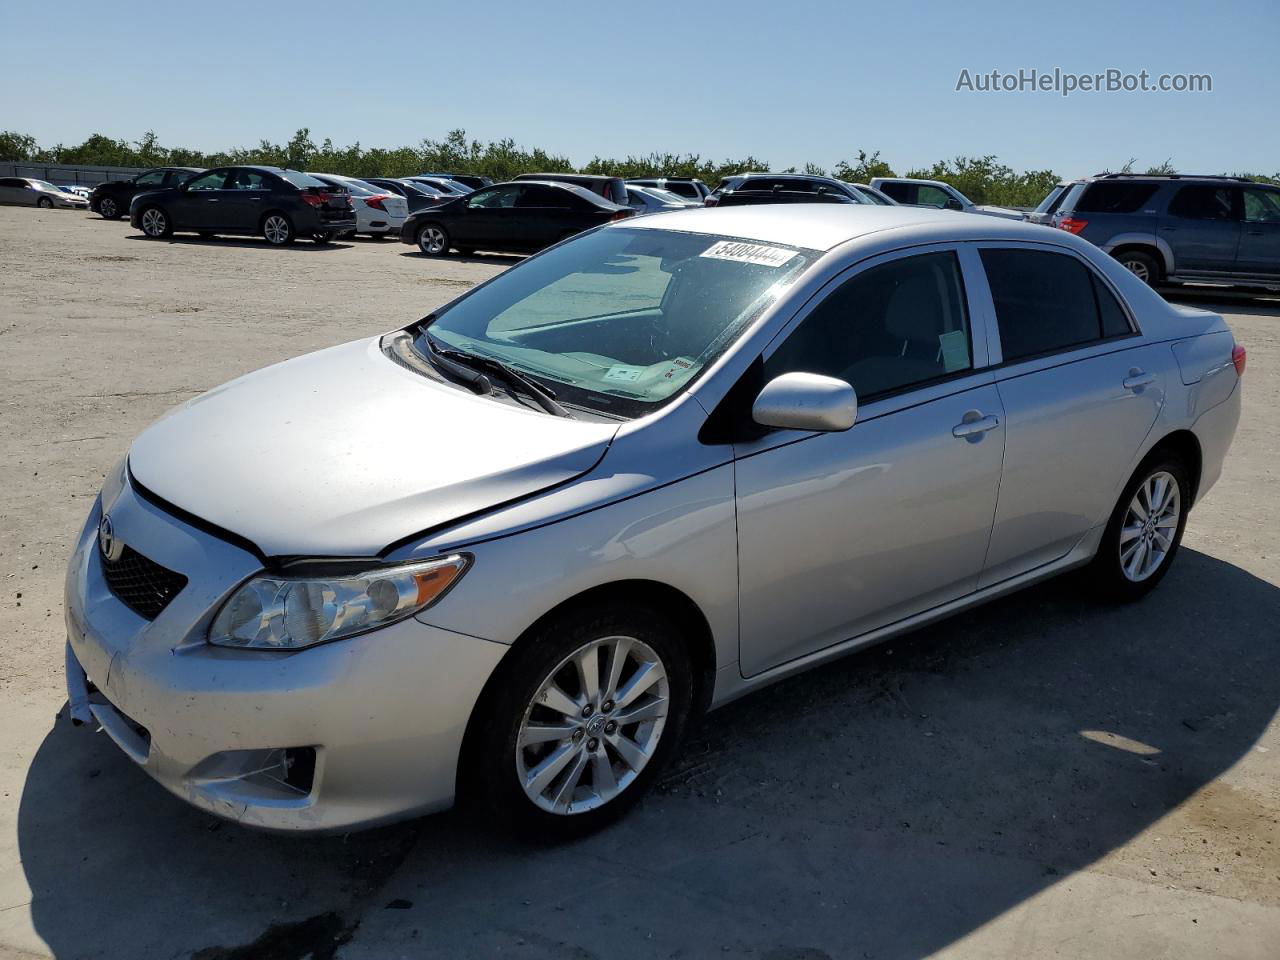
[{"x1": 2, "y1": 0, "x2": 1276, "y2": 177}]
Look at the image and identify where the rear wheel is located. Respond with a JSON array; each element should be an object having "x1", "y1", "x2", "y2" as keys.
[
  {"x1": 416, "y1": 223, "x2": 449, "y2": 256},
  {"x1": 469, "y1": 604, "x2": 693, "y2": 838},
  {"x1": 1115, "y1": 250, "x2": 1160, "y2": 286},
  {"x1": 98, "y1": 197, "x2": 120, "y2": 219},
  {"x1": 37, "y1": 197, "x2": 53, "y2": 208},
  {"x1": 139, "y1": 206, "x2": 171, "y2": 238},
  {"x1": 1088, "y1": 456, "x2": 1190, "y2": 601},
  {"x1": 262, "y1": 213, "x2": 294, "y2": 245}
]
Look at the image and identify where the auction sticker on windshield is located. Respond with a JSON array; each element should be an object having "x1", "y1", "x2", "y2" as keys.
[{"x1": 699, "y1": 240, "x2": 797, "y2": 267}]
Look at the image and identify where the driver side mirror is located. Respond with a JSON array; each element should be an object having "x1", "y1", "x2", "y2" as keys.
[
  {"x1": 752, "y1": 372, "x2": 857, "y2": 432},
  {"x1": 943, "y1": 198, "x2": 964, "y2": 211}
]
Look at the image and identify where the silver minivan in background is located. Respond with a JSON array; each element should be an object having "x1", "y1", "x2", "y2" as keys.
[{"x1": 65, "y1": 205, "x2": 1243, "y2": 837}]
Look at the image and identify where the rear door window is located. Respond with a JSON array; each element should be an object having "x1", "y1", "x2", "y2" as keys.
[
  {"x1": 1168, "y1": 185, "x2": 1239, "y2": 220},
  {"x1": 981, "y1": 249, "x2": 1131, "y2": 362},
  {"x1": 1076, "y1": 181, "x2": 1158, "y2": 214},
  {"x1": 516, "y1": 185, "x2": 570, "y2": 208},
  {"x1": 876, "y1": 182, "x2": 914, "y2": 203}
]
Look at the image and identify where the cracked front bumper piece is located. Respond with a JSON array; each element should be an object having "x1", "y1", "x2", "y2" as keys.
[{"x1": 64, "y1": 480, "x2": 507, "y2": 832}]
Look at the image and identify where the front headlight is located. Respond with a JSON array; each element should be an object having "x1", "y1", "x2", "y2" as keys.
[{"x1": 209, "y1": 555, "x2": 469, "y2": 650}]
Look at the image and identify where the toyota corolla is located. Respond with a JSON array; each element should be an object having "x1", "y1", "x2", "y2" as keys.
[{"x1": 65, "y1": 205, "x2": 1243, "y2": 836}]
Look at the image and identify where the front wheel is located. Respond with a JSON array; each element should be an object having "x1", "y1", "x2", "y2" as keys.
[
  {"x1": 469, "y1": 604, "x2": 693, "y2": 838},
  {"x1": 1088, "y1": 457, "x2": 1190, "y2": 601},
  {"x1": 262, "y1": 213, "x2": 294, "y2": 245},
  {"x1": 98, "y1": 196, "x2": 120, "y2": 219},
  {"x1": 139, "y1": 206, "x2": 171, "y2": 238},
  {"x1": 416, "y1": 223, "x2": 449, "y2": 256},
  {"x1": 37, "y1": 197, "x2": 53, "y2": 208}
]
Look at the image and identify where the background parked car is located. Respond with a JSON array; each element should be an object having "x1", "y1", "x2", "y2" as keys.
[
  {"x1": 58, "y1": 184, "x2": 91, "y2": 199},
  {"x1": 1026, "y1": 180, "x2": 1079, "y2": 225},
  {"x1": 625, "y1": 184, "x2": 696, "y2": 215},
  {"x1": 625, "y1": 177, "x2": 711, "y2": 204},
  {"x1": 408, "y1": 176, "x2": 473, "y2": 197},
  {"x1": 89, "y1": 167, "x2": 202, "y2": 219},
  {"x1": 868, "y1": 177, "x2": 1024, "y2": 220},
  {"x1": 130, "y1": 165, "x2": 356, "y2": 245},
  {"x1": 414, "y1": 172, "x2": 493, "y2": 191},
  {"x1": 514, "y1": 173, "x2": 629, "y2": 206},
  {"x1": 705, "y1": 174, "x2": 870, "y2": 207},
  {"x1": 401, "y1": 180, "x2": 633, "y2": 256},
  {"x1": 850, "y1": 182, "x2": 897, "y2": 205},
  {"x1": 1053, "y1": 173, "x2": 1280, "y2": 290},
  {"x1": 308, "y1": 174, "x2": 409, "y2": 239},
  {"x1": 0, "y1": 177, "x2": 88, "y2": 209},
  {"x1": 362, "y1": 178, "x2": 450, "y2": 212}
]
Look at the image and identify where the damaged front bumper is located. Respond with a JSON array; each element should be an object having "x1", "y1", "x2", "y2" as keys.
[{"x1": 63, "y1": 478, "x2": 507, "y2": 833}]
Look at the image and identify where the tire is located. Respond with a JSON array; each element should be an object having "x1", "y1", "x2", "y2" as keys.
[
  {"x1": 98, "y1": 197, "x2": 120, "y2": 219},
  {"x1": 1115, "y1": 249, "x2": 1161, "y2": 287},
  {"x1": 139, "y1": 206, "x2": 172, "y2": 238},
  {"x1": 262, "y1": 213, "x2": 294, "y2": 245},
  {"x1": 37, "y1": 197, "x2": 53, "y2": 208},
  {"x1": 1087, "y1": 455, "x2": 1191, "y2": 601},
  {"x1": 312, "y1": 231, "x2": 334, "y2": 245},
  {"x1": 468, "y1": 602, "x2": 694, "y2": 838},
  {"x1": 416, "y1": 223, "x2": 449, "y2": 256}
]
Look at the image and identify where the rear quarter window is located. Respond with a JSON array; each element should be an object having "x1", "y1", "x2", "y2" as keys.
[{"x1": 276, "y1": 170, "x2": 329, "y2": 188}]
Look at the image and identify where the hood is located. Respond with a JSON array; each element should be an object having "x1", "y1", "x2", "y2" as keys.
[
  {"x1": 127, "y1": 338, "x2": 618, "y2": 558},
  {"x1": 974, "y1": 205, "x2": 1026, "y2": 220}
]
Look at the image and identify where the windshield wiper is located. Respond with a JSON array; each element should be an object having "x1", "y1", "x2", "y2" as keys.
[{"x1": 424, "y1": 335, "x2": 573, "y2": 418}]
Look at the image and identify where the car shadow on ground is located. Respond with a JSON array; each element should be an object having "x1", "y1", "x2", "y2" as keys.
[
  {"x1": 17, "y1": 550, "x2": 1280, "y2": 959},
  {"x1": 125, "y1": 234, "x2": 352, "y2": 252},
  {"x1": 398, "y1": 250, "x2": 525, "y2": 267}
]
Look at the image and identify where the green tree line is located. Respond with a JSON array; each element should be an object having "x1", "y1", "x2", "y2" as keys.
[{"x1": 2, "y1": 129, "x2": 1274, "y2": 208}]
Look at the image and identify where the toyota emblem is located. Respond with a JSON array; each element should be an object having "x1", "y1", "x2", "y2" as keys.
[{"x1": 98, "y1": 515, "x2": 123, "y2": 562}]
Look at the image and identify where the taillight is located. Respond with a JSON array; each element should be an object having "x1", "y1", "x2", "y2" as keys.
[
  {"x1": 1232, "y1": 344, "x2": 1247, "y2": 377},
  {"x1": 301, "y1": 193, "x2": 324, "y2": 207},
  {"x1": 365, "y1": 195, "x2": 387, "y2": 211},
  {"x1": 1059, "y1": 217, "x2": 1088, "y2": 234}
]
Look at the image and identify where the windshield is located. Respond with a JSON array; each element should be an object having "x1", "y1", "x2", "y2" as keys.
[
  {"x1": 417, "y1": 227, "x2": 816, "y2": 418},
  {"x1": 1034, "y1": 184, "x2": 1068, "y2": 213},
  {"x1": 31, "y1": 180, "x2": 58, "y2": 192}
]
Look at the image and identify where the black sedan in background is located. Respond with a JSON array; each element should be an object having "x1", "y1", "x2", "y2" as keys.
[
  {"x1": 364, "y1": 177, "x2": 451, "y2": 212},
  {"x1": 400, "y1": 180, "x2": 633, "y2": 256},
  {"x1": 90, "y1": 167, "x2": 203, "y2": 219},
  {"x1": 129, "y1": 166, "x2": 356, "y2": 245},
  {"x1": 705, "y1": 173, "x2": 871, "y2": 207}
]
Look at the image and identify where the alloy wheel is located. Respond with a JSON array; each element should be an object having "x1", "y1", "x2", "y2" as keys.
[
  {"x1": 1119, "y1": 470, "x2": 1180, "y2": 582},
  {"x1": 419, "y1": 226, "x2": 447, "y2": 255},
  {"x1": 1122, "y1": 258, "x2": 1151, "y2": 284},
  {"x1": 141, "y1": 208, "x2": 167, "y2": 237},
  {"x1": 37, "y1": 197, "x2": 52, "y2": 208},
  {"x1": 516, "y1": 635, "x2": 670, "y2": 815},
  {"x1": 263, "y1": 215, "x2": 291, "y2": 245},
  {"x1": 99, "y1": 197, "x2": 117, "y2": 218}
]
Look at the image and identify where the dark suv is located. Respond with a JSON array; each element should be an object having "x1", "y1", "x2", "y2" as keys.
[
  {"x1": 705, "y1": 174, "x2": 869, "y2": 207},
  {"x1": 90, "y1": 167, "x2": 203, "y2": 220},
  {"x1": 1055, "y1": 174, "x2": 1280, "y2": 290}
]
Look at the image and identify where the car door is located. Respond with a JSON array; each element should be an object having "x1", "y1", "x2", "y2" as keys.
[
  {"x1": 0, "y1": 178, "x2": 23, "y2": 204},
  {"x1": 1237, "y1": 186, "x2": 1280, "y2": 279},
  {"x1": 1160, "y1": 184, "x2": 1242, "y2": 274},
  {"x1": 975, "y1": 244, "x2": 1167, "y2": 587},
  {"x1": 168, "y1": 169, "x2": 229, "y2": 229},
  {"x1": 734, "y1": 247, "x2": 1005, "y2": 676},
  {"x1": 219, "y1": 168, "x2": 274, "y2": 232},
  {"x1": 455, "y1": 184, "x2": 524, "y2": 248},
  {"x1": 513, "y1": 184, "x2": 572, "y2": 248}
]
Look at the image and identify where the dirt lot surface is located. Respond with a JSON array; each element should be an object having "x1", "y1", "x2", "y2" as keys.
[{"x1": 1, "y1": 206, "x2": 1277, "y2": 960}]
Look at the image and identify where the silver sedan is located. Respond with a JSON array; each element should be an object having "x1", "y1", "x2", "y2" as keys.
[
  {"x1": 0, "y1": 176, "x2": 89, "y2": 209},
  {"x1": 65, "y1": 205, "x2": 1243, "y2": 836}
]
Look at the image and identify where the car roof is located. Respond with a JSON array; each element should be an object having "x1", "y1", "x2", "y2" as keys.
[
  {"x1": 516, "y1": 180, "x2": 620, "y2": 205},
  {"x1": 620, "y1": 204, "x2": 1058, "y2": 251},
  {"x1": 515, "y1": 172, "x2": 622, "y2": 184}
]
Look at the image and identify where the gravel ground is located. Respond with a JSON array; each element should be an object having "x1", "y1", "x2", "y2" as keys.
[{"x1": 0, "y1": 206, "x2": 1276, "y2": 960}]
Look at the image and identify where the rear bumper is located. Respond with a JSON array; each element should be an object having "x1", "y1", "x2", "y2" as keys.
[{"x1": 63, "y1": 482, "x2": 507, "y2": 832}]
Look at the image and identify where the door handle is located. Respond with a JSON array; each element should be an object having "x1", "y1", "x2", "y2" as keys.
[
  {"x1": 1246, "y1": 229, "x2": 1264, "y2": 236},
  {"x1": 1123, "y1": 369, "x2": 1156, "y2": 391},
  {"x1": 205, "y1": 198, "x2": 219, "y2": 202},
  {"x1": 952, "y1": 412, "x2": 1000, "y2": 440},
  {"x1": 1159, "y1": 226, "x2": 1177, "y2": 231}
]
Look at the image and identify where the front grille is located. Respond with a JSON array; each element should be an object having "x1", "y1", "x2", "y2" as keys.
[{"x1": 100, "y1": 544, "x2": 187, "y2": 620}]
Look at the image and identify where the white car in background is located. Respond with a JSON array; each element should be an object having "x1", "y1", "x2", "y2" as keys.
[
  {"x1": 307, "y1": 174, "x2": 409, "y2": 239},
  {"x1": 624, "y1": 184, "x2": 697, "y2": 215},
  {"x1": 869, "y1": 177, "x2": 1024, "y2": 220}
]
